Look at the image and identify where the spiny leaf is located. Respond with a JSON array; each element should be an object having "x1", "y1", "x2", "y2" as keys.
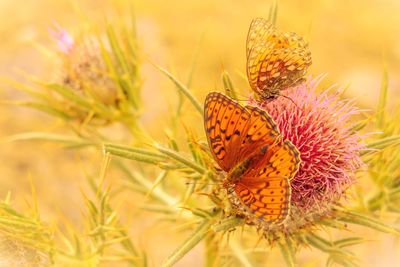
[
  {"x1": 222, "y1": 71, "x2": 237, "y2": 100},
  {"x1": 268, "y1": 0, "x2": 279, "y2": 25},
  {"x1": 104, "y1": 23, "x2": 140, "y2": 109},
  {"x1": 161, "y1": 219, "x2": 213, "y2": 267},
  {"x1": 151, "y1": 62, "x2": 203, "y2": 115},
  {"x1": 2, "y1": 132, "x2": 95, "y2": 147},
  {"x1": 361, "y1": 135, "x2": 400, "y2": 156},
  {"x1": 376, "y1": 63, "x2": 388, "y2": 129},
  {"x1": 0, "y1": 201, "x2": 54, "y2": 255},
  {"x1": 1, "y1": 101, "x2": 72, "y2": 120},
  {"x1": 154, "y1": 144, "x2": 207, "y2": 174},
  {"x1": 139, "y1": 204, "x2": 177, "y2": 214},
  {"x1": 211, "y1": 217, "x2": 243, "y2": 232},
  {"x1": 279, "y1": 239, "x2": 296, "y2": 267},
  {"x1": 306, "y1": 234, "x2": 358, "y2": 267},
  {"x1": 333, "y1": 237, "x2": 366, "y2": 248},
  {"x1": 145, "y1": 170, "x2": 169, "y2": 198},
  {"x1": 116, "y1": 162, "x2": 178, "y2": 206},
  {"x1": 46, "y1": 83, "x2": 93, "y2": 110},
  {"x1": 230, "y1": 240, "x2": 254, "y2": 267},
  {"x1": 349, "y1": 118, "x2": 370, "y2": 133},
  {"x1": 204, "y1": 233, "x2": 221, "y2": 267},
  {"x1": 337, "y1": 210, "x2": 400, "y2": 235},
  {"x1": 181, "y1": 207, "x2": 216, "y2": 219},
  {"x1": 1, "y1": 77, "x2": 49, "y2": 101},
  {"x1": 104, "y1": 143, "x2": 166, "y2": 160},
  {"x1": 305, "y1": 233, "x2": 332, "y2": 253},
  {"x1": 105, "y1": 146, "x2": 165, "y2": 165}
]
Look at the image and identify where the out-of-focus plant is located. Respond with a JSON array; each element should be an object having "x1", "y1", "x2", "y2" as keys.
[
  {"x1": 54, "y1": 154, "x2": 147, "y2": 266},
  {"x1": 3, "y1": 4, "x2": 400, "y2": 267},
  {"x1": 2, "y1": 12, "x2": 149, "y2": 266},
  {"x1": 4, "y1": 15, "x2": 145, "y2": 138},
  {"x1": 356, "y1": 68, "x2": 400, "y2": 214},
  {"x1": 0, "y1": 192, "x2": 53, "y2": 266},
  {"x1": 0, "y1": 157, "x2": 147, "y2": 266}
]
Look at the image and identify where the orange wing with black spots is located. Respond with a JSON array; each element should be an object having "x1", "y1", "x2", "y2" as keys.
[
  {"x1": 235, "y1": 140, "x2": 300, "y2": 223},
  {"x1": 204, "y1": 92, "x2": 280, "y2": 171},
  {"x1": 204, "y1": 92, "x2": 301, "y2": 224},
  {"x1": 246, "y1": 17, "x2": 312, "y2": 100},
  {"x1": 204, "y1": 92, "x2": 251, "y2": 172}
]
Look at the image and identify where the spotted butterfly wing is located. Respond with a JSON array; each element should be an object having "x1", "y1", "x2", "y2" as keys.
[
  {"x1": 246, "y1": 17, "x2": 275, "y2": 58},
  {"x1": 235, "y1": 140, "x2": 300, "y2": 222},
  {"x1": 246, "y1": 17, "x2": 312, "y2": 100},
  {"x1": 204, "y1": 92, "x2": 280, "y2": 171},
  {"x1": 204, "y1": 92, "x2": 301, "y2": 223}
]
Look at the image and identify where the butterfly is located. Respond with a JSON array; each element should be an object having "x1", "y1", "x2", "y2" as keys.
[
  {"x1": 246, "y1": 17, "x2": 312, "y2": 101},
  {"x1": 204, "y1": 92, "x2": 301, "y2": 224}
]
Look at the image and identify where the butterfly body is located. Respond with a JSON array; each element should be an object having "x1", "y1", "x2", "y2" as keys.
[
  {"x1": 226, "y1": 144, "x2": 269, "y2": 183},
  {"x1": 204, "y1": 92, "x2": 301, "y2": 224},
  {"x1": 246, "y1": 18, "x2": 312, "y2": 101}
]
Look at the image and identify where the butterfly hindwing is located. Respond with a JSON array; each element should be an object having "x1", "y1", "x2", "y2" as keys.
[
  {"x1": 235, "y1": 176, "x2": 291, "y2": 223},
  {"x1": 235, "y1": 140, "x2": 300, "y2": 223}
]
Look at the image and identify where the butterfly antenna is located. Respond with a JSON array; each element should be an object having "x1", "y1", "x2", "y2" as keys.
[
  {"x1": 194, "y1": 191, "x2": 218, "y2": 199},
  {"x1": 185, "y1": 181, "x2": 222, "y2": 186},
  {"x1": 280, "y1": 94, "x2": 299, "y2": 108},
  {"x1": 218, "y1": 89, "x2": 249, "y2": 102},
  {"x1": 234, "y1": 91, "x2": 258, "y2": 103}
]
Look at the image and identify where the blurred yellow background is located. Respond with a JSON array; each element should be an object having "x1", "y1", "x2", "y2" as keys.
[{"x1": 1, "y1": 0, "x2": 400, "y2": 266}]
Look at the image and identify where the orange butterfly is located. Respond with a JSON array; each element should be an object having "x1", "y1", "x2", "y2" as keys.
[
  {"x1": 246, "y1": 18, "x2": 312, "y2": 101},
  {"x1": 204, "y1": 92, "x2": 301, "y2": 224}
]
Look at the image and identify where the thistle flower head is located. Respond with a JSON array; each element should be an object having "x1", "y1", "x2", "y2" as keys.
[
  {"x1": 249, "y1": 76, "x2": 364, "y2": 214},
  {"x1": 51, "y1": 24, "x2": 120, "y2": 107}
]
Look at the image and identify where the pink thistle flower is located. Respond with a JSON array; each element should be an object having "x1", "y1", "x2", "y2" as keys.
[
  {"x1": 249, "y1": 75, "x2": 364, "y2": 213},
  {"x1": 50, "y1": 22, "x2": 74, "y2": 53}
]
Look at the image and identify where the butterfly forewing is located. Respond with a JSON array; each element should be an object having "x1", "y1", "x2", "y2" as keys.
[
  {"x1": 246, "y1": 18, "x2": 312, "y2": 99},
  {"x1": 204, "y1": 92, "x2": 251, "y2": 172},
  {"x1": 246, "y1": 18, "x2": 275, "y2": 58},
  {"x1": 235, "y1": 105, "x2": 280, "y2": 163},
  {"x1": 204, "y1": 92, "x2": 281, "y2": 170}
]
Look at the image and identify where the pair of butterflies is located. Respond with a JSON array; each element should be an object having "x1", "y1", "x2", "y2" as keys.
[{"x1": 204, "y1": 18, "x2": 311, "y2": 224}]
